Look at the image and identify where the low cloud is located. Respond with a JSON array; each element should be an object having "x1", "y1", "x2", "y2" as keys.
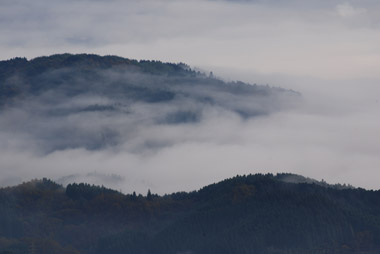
[
  {"x1": 0, "y1": 0, "x2": 380, "y2": 192},
  {"x1": 336, "y1": 3, "x2": 367, "y2": 18},
  {"x1": 1, "y1": 63, "x2": 379, "y2": 193},
  {"x1": 0, "y1": 63, "x2": 302, "y2": 193}
]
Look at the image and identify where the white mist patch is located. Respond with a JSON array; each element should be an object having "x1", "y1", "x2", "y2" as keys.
[
  {"x1": 1, "y1": 74, "x2": 379, "y2": 194},
  {"x1": 0, "y1": 62, "x2": 302, "y2": 193},
  {"x1": 336, "y1": 3, "x2": 367, "y2": 18}
]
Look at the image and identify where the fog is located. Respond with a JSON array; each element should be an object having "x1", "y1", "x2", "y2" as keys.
[
  {"x1": 0, "y1": 64, "x2": 300, "y2": 193},
  {"x1": 0, "y1": 64, "x2": 379, "y2": 194},
  {"x1": 0, "y1": 0, "x2": 379, "y2": 193}
]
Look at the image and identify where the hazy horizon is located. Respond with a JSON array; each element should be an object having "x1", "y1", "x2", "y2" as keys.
[{"x1": 1, "y1": 0, "x2": 379, "y2": 193}]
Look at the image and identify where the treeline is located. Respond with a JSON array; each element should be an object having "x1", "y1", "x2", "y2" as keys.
[
  {"x1": 0, "y1": 53, "x2": 293, "y2": 109},
  {"x1": 0, "y1": 174, "x2": 380, "y2": 253},
  {"x1": 0, "y1": 54, "x2": 197, "y2": 105}
]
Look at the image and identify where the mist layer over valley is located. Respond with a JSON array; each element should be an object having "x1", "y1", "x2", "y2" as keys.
[
  {"x1": 0, "y1": 53, "x2": 379, "y2": 194},
  {"x1": 1, "y1": 0, "x2": 380, "y2": 253},
  {"x1": 0, "y1": 54, "x2": 301, "y2": 193},
  {"x1": 1, "y1": 0, "x2": 380, "y2": 194}
]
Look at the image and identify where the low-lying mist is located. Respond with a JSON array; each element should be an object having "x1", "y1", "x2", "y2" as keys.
[{"x1": 0, "y1": 55, "x2": 379, "y2": 193}]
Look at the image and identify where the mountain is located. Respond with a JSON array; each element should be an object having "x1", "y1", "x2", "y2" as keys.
[
  {"x1": 0, "y1": 53, "x2": 296, "y2": 108},
  {"x1": 0, "y1": 174, "x2": 379, "y2": 254},
  {"x1": 0, "y1": 54, "x2": 299, "y2": 152}
]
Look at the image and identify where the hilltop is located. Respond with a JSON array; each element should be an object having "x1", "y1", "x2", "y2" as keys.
[
  {"x1": 0, "y1": 54, "x2": 299, "y2": 152},
  {"x1": 0, "y1": 174, "x2": 379, "y2": 254}
]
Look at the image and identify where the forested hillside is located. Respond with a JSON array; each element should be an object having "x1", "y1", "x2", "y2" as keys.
[
  {"x1": 0, "y1": 54, "x2": 298, "y2": 153},
  {"x1": 1, "y1": 54, "x2": 377, "y2": 254},
  {"x1": 0, "y1": 174, "x2": 379, "y2": 254},
  {"x1": 0, "y1": 53, "x2": 294, "y2": 108}
]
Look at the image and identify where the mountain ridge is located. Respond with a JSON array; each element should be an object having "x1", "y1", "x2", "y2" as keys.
[
  {"x1": 0, "y1": 173, "x2": 379, "y2": 254},
  {"x1": 0, "y1": 53, "x2": 300, "y2": 152}
]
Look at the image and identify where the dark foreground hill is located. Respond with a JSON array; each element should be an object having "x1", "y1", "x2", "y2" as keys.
[{"x1": 0, "y1": 174, "x2": 379, "y2": 254}]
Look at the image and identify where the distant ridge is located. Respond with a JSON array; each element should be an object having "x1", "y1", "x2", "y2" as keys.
[
  {"x1": 0, "y1": 53, "x2": 291, "y2": 102},
  {"x1": 0, "y1": 54, "x2": 299, "y2": 152},
  {"x1": 0, "y1": 53, "x2": 191, "y2": 77}
]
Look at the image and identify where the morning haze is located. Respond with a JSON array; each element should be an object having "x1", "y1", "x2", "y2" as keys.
[{"x1": 0, "y1": 0, "x2": 379, "y2": 193}]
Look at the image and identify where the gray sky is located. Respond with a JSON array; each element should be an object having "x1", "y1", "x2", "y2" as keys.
[
  {"x1": 1, "y1": 0, "x2": 380, "y2": 79},
  {"x1": 0, "y1": 0, "x2": 380, "y2": 193}
]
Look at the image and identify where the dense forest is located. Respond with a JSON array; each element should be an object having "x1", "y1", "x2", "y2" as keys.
[
  {"x1": 0, "y1": 54, "x2": 299, "y2": 153},
  {"x1": 0, "y1": 173, "x2": 379, "y2": 254},
  {"x1": 0, "y1": 53, "x2": 295, "y2": 109},
  {"x1": 1, "y1": 54, "x2": 377, "y2": 253}
]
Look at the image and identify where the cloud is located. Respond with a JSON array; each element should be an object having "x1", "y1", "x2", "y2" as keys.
[
  {"x1": 336, "y1": 3, "x2": 367, "y2": 18},
  {"x1": 0, "y1": 64, "x2": 303, "y2": 193},
  {"x1": 0, "y1": 0, "x2": 380, "y2": 192},
  {"x1": 1, "y1": 63, "x2": 380, "y2": 193}
]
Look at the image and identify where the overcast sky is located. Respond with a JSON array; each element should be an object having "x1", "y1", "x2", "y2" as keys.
[{"x1": 1, "y1": 0, "x2": 380, "y2": 193}]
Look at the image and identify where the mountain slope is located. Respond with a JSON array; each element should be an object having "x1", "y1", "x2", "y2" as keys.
[
  {"x1": 0, "y1": 54, "x2": 299, "y2": 152},
  {"x1": 0, "y1": 53, "x2": 295, "y2": 107},
  {"x1": 0, "y1": 174, "x2": 379, "y2": 254}
]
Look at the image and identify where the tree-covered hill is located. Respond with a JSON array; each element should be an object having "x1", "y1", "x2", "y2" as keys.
[
  {"x1": 0, "y1": 54, "x2": 299, "y2": 152},
  {"x1": 0, "y1": 54, "x2": 192, "y2": 103},
  {"x1": 0, "y1": 53, "x2": 295, "y2": 107},
  {"x1": 0, "y1": 174, "x2": 379, "y2": 254}
]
